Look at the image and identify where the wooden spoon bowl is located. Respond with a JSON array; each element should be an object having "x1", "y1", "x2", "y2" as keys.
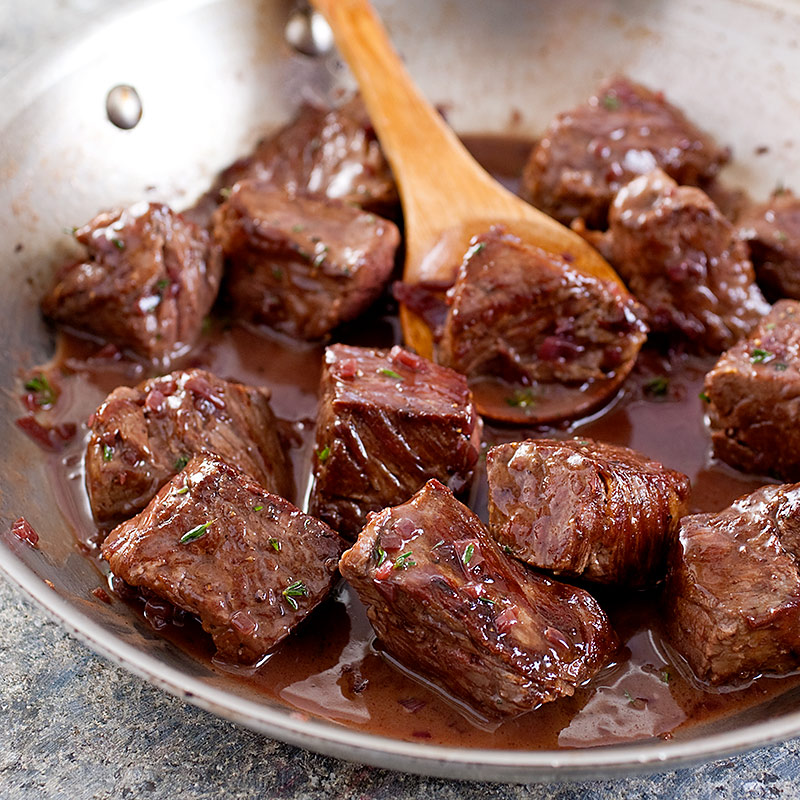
[{"x1": 310, "y1": 0, "x2": 643, "y2": 424}]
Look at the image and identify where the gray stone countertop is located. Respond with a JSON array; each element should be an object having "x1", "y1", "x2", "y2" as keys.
[{"x1": 2, "y1": 1, "x2": 800, "y2": 798}]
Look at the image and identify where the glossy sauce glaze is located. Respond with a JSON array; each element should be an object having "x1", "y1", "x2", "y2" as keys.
[{"x1": 32, "y1": 136, "x2": 800, "y2": 750}]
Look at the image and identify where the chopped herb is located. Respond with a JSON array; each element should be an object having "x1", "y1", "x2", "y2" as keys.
[
  {"x1": 750, "y1": 348, "x2": 774, "y2": 364},
  {"x1": 661, "y1": 669, "x2": 670, "y2": 684},
  {"x1": 602, "y1": 94, "x2": 621, "y2": 111},
  {"x1": 219, "y1": 187, "x2": 232, "y2": 198},
  {"x1": 317, "y1": 445, "x2": 330, "y2": 463},
  {"x1": 180, "y1": 520, "x2": 212, "y2": 544},
  {"x1": 505, "y1": 388, "x2": 537, "y2": 409},
  {"x1": 282, "y1": 579, "x2": 309, "y2": 610},
  {"x1": 624, "y1": 690, "x2": 636, "y2": 705},
  {"x1": 176, "y1": 485, "x2": 190, "y2": 495},
  {"x1": 253, "y1": 504, "x2": 264, "y2": 512},
  {"x1": 379, "y1": 368, "x2": 403, "y2": 380},
  {"x1": 24, "y1": 373, "x2": 56, "y2": 407},
  {"x1": 62, "y1": 226, "x2": 78, "y2": 235},
  {"x1": 271, "y1": 267, "x2": 284, "y2": 281},
  {"x1": 765, "y1": 323, "x2": 776, "y2": 330},
  {"x1": 102, "y1": 443, "x2": 113, "y2": 462},
  {"x1": 155, "y1": 279, "x2": 169, "y2": 294},
  {"x1": 174, "y1": 455, "x2": 190, "y2": 471},
  {"x1": 291, "y1": 224, "x2": 305, "y2": 233},
  {"x1": 393, "y1": 551, "x2": 416, "y2": 570},
  {"x1": 111, "y1": 238, "x2": 125, "y2": 250},
  {"x1": 465, "y1": 241, "x2": 486, "y2": 260},
  {"x1": 478, "y1": 596, "x2": 496, "y2": 606},
  {"x1": 775, "y1": 230, "x2": 789, "y2": 242},
  {"x1": 373, "y1": 543, "x2": 387, "y2": 565},
  {"x1": 462, "y1": 543, "x2": 475, "y2": 565},
  {"x1": 503, "y1": 544, "x2": 514, "y2": 556},
  {"x1": 644, "y1": 376, "x2": 669, "y2": 398},
  {"x1": 430, "y1": 539, "x2": 445, "y2": 551},
  {"x1": 699, "y1": 391, "x2": 710, "y2": 403},
  {"x1": 365, "y1": 214, "x2": 376, "y2": 223},
  {"x1": 775, "y1": 362, "x2": 789, "y2": 371},
  {"x1": 269, "y1": 538, "x2": 281, "y2": 552}
]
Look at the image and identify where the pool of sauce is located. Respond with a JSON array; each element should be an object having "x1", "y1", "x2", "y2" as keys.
[{"x1": 31, "y1": 135, "x2": 800, "y2": 751}]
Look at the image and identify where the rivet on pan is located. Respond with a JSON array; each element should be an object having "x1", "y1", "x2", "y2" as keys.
[
  {"x1": 285, "y1": 6, "x2": 334, "y2": 57},
  {"x1": 106, "y1": 85, "x2": 143, "y2": 130}
]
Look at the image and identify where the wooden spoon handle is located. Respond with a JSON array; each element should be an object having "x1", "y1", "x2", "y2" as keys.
[{"x1": 308, "y1": 0, "x2": 504, "y2": 235}]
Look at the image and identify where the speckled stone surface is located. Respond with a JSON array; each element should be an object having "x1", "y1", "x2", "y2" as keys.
[{"x1": 3, "y1": 2, "x2": 800, "y2": 799}]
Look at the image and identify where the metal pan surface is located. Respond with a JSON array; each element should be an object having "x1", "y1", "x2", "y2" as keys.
[{"x1": 2, "y1": 0, "x2": 800, "y2": 781}]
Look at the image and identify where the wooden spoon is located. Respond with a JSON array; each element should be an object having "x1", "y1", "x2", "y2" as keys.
[{"x1": 309, "y1": 0, "x2": 643, "y2": 424}]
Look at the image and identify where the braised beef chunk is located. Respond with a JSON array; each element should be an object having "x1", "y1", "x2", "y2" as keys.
[
  {"x1": 87, "y1": 368, "x2": 292, "y2": 524},
  {"x1": 102, "y1": 454, "x2": 345, "y2": 664},
  {"x1": 339, "y1": 480, "x2": 617, "y2": 720},
  {"x1": 739, "y1": 190, "x2": 800, "y2": 301},
  {"x1": 218, "y1": 96, "x2": 398, "y2": 217},
  {"x1": 486, "y1": 438, "x2": 690, "y2": 587},
  {"x1": 665, "y1": 483, "x2": 800, "y2": 685},
  {"x1": 41, "y1": 203, "x2": 222, "y2": 362},
  {"x1": 310, "y1": 344, "x2": 482, "y2": 538},
  {"x1": 704, "y1": 301, "x2": 800, "y2": 481},
  {"x1": 437, "y1": 227, "x2": 647, "y2": 386},
  {"x1": 608, "y1": 169, "x2": 768, "y2": 352},
  {"x1": 213, "y1": 182, "x2": 400, "y2": 340},
  {"x1": 521, "y1": 76, "x2": 729, "y2": 229}
]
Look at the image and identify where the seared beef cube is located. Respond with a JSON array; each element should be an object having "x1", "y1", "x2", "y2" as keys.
[
  {"x1": 665, "y1": 482, "x2": 800, "y2": 685},
  {"x1": 704, "y1": 301, "x2": 800, "y2": 480},
  {"x1": 486, "y1": 438, "x2": 690, "y2": 587},
  {"x1": 102, "y1": 454, "x2": 345, "y2": 663},
  {"x1": 608, "y1": 169, "x2": 768, "y2": 352},
  {"x1": 437, "y1": 227, "x2": 647, "y2": 386},
  {"x1": 219, "y1": 96, "x2": 398, "y2": 217},
  {"x1": 87, "y1": 368, "x2": 292, "y2": 523},
  {"x1": 739, "y1": 190, "x2": 800, "y2": 301},
  {"x1": 310, "y1": 344, "x2": 481, "y2": 538},
  {"x1": 213, "y1": 182, "x2": 400, "y2": 339},
  {"x1": 339, "y1": 479, "x2": 616, "y2": 720},
  {"x1": 42, "y1": 203, "x2": 222, "y2": 362},
  {"x1": 521, "y1": 76, "x2": 729, "y2": 229}
]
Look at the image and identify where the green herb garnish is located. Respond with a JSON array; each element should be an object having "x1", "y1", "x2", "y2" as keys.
[
  {"x1": 253, "y1": 504, "x2": 264, "y2": 512},
  {"x1": 502, "y1": 544, "x2": 514, "y2": 556},
  {"x1": 373, "y1": 543, "x2": 387, "y2": 565},
  {"x1": 602, "y1": 94, "x2": 621, "y2": 111},
  {"x1": 462, "y1": 543, "x2": 475, "y2": 565},
  {"x1": 624, "y1": 690, "x2": 636, "y2": 705},
  {"x1": 176, "y1": 485, "x2": 190, "y2": 495},
  {"x1": 775, "y1": 230, "x2": 789, "y2": 243},
  {"x1": 699, "y1": 391, "x2": 710, "y2": 403},
  {"x1": 661, "y1": 669, "x2": 670, "y2": 684},
  {"x1": 505, "y1": 388, "x2": 537, "y2": 409},
  {"x1": 478, "y1": 596, "x2": 496, "y2": 606},
  {"x1": 269, "y1": 538, "x2": 281, "y2": 552},
  {"x1": 775, "y1": 362, "x2": 789, "y2": 371},
  {"x1": 317, "y1": 446, "x2": 330, "y2": 463},
  {"x1": 282, "y1": 579, "x2": 309, "y2": 610},
  {"x1": 379, "y1": 368, "x2": 403, "y2": 380},
  {"x1": 174, "y1": 455, "x2": 190, "y2": 471},
  {"x1": 645, "y1": 376, "x2": 669, "y2": 397},
  {"x1": 102, "y1": 443, "x2": 113, "y2": 462},
  {"x1": 219, "y1": 187, "x2": 232, "y2": 199},
  {"x1": 291, "y1": 224, "x2": 305, "y2": 233},
  {"x1": 24, "y1": 373, "x2": 56, "y2": 407},
  {"x1": 393, "y1": 551, "x2": 416, "y2": 570},
  {"x1": 751, "y1": 348, "x2": 774, "y2": 364},
  {"x1": 180, "y1": 520, "x2": 212, "y2": 544},
  {"x1": 430, "y1": 539, "x2": 445, "y2": 551},
  {"x1": 111, "y1": 238, "x2": 125, "y2": 250}
]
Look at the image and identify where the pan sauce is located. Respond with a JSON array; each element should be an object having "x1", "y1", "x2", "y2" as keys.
[{"x1": 37, "y1": 135, "x2": 800, "y2": 750}]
